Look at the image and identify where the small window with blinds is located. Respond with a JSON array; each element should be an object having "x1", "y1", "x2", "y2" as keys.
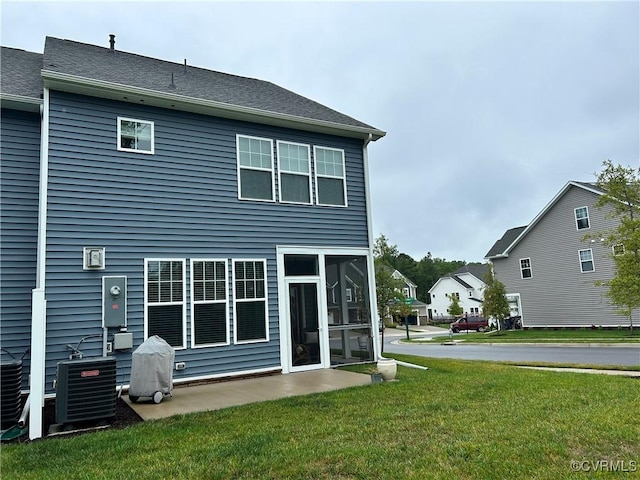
[
  {"x1": 145, "y1": 259, "x2": 186, "y2": 349},
  {"x1": 233, "y1": 259, "x2": 269, "y2": 343},
  {"x1": 191, "y1": 259, "x2": 229, "y2": 347}
]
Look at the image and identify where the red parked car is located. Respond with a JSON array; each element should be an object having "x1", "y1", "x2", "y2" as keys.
[{"x1": 450, "y1": 316, "x2": 489, "y2": 333}]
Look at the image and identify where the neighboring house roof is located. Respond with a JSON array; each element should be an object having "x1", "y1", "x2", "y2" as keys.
[
  {"x1": 0, "y1": 47, "x2": 44, "y2": 109},
  {"x1": 452, "y1": 263, "x2": 489, "y2": 283},
  {"x1": 34, "y1": 36, "x2": 385, "y2": 140},
  {"x1": 377, "y1": 263, "x2": 418, "y2": 288},
  {"x1": 484, "y1": 181, "x2": 603, "y2": 259},
  {"x1": 451, "y1": 276, "x2": 473, "y2": 289},
  {"x1": 427, "y1": 263, "x2": 488, "y2": 294},
  {"x1": 484, "y1": 226, "x2": 527, "y2": 258}
]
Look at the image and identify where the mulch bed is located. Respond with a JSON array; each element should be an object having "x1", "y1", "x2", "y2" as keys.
[{"x1": 3, "y1": 396, "x2": 143, "y2": 444}]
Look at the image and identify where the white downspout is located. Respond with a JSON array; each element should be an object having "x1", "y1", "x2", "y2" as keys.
[
  {"x1": 362, "y1": 133, "x2": 382, "y2": 359},
  {"x1": 29, "y1": 87, "x2": 50, "y2": 440}
]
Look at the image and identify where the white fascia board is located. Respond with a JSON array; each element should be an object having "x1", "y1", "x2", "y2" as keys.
[
  {"x1": 502, "y1": 181, "x2": 602, "y2": 256},
  {"x1": 0, "y1": 93, "x2": 42, "y2": 112},
  {"x1": 41, "y1": 70, "x2": 386, "y2": 141}
]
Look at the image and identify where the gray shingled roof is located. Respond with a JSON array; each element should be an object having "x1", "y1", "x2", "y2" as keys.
[
  {"x1": 41, "y1": 37, "x2": 383, "y2": 136},
  {"x1": 485, "y1": 226, "x2": 527, "y2": 258},
  {"x1": 0, "y1": 47, "x2": 43, "y2": 100},
  {"x1": 453, "y1": 263, "x2": 489, "y2": 281}
]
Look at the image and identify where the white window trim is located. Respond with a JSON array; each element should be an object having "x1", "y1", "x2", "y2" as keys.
[
  {"x1": 144, "y1": 258, "x2": 187, "y2": 350},
  {"x1": 520, "y1": 258, "x2": 532, "y2": 279},
  {"x1": 117, "y1": 117, "x2": 154, "y2": 154},
  {"x1": 578, "y1": 249, "x2": 595, "y2": 273},
  {"x1": 236, "y1": 134, "x2": 275, "y2": 202},
  {"x1": 276, "y1": 140, "x2": 312, "y2": 205},
  {"x1": 574, "y1": 206, "x2": 590, "y2": 231},
  {"x1": 190, "y1": 259, "x2": 230, "y2": 349},
  {"x1": 346, "y1": 288, "x2": 353, "y2": 303},
  {"x1": 313, "y1": 145, "x2": 348, "y2": 207},
  {"x1": 612, "y1": 244, "x2": 625, "y2": 256},
  {"x1": 232, "y1": 258, "x2": 269, "y2": 344}
]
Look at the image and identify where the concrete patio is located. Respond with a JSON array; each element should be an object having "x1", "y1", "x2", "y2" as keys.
[{"x1": 125, "y1": 368, "x2": 372, "y2": 420}]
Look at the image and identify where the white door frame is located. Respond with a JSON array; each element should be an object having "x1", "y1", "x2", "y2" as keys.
[
  {"x1": 276, "y1": 245, "x2": 379, "y2": 374},
  {"x1": 283, "y1": 277, "x2": 328, "y2": 373}
]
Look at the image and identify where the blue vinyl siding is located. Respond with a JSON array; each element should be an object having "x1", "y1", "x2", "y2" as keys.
[
  {"x1": 0, "y1": 108, "x2": 41, "y2": 388},
  {"x1": 42, "y1": 91, "x2": 369, "y2": 391}
]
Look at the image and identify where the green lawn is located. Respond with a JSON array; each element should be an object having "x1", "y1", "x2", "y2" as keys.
[
  {"x1": 420, "y1": 327, "x2": 640, "y2": 343},
  {"x1": 3, "y1": 355, "x2": 639, "y2": 479}
]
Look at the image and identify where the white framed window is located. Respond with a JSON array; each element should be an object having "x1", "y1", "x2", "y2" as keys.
[
  {"x1": 346, "y1": 288, "x2": 353, "y2": 303},
  {"x1": 191, "y1": 259, "x2": 229, "y2": 348},
  {"x1": 613, "y1": 244, "x2": 625, "y2": 256},
  {"x1": 314, "y1": 146, "x2": 347, "y2": 207},
  {"x1": 575, "y1": 206, "x2": 590, "y2": 230},
  {"x1": 145, "y1": 259, "x2": 186, "y2": 349},
  {"x1": 520, "y1": 258, "x2": 532, "y2": 279},
  {"x1": 233, "y1": 259, "x2": 269, "y2": 343},
  {"x1": 579, "y1": 249, "x2": 595, "y2": 272},
  {"x1": 277, "y1": 141, "x2": 311, "y2": 204},
  {"x1": 237, "y1": 135, "x2": 275, "y2": 201},
  {"x1": 118, "y1": 117, "x2": 154, "y2": 154}
]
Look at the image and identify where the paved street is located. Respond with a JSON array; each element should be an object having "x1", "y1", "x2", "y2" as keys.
[{"x1": 381, "y1": 327, "x2": 640, "y2": 366}]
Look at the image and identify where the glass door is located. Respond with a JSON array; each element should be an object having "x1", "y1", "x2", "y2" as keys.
[{"x1": 287, "y1": 280, "x2": 323, "y2": 370}]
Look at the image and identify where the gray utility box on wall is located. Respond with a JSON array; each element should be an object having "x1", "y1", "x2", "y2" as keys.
[{"x1": 103, "y1": 276, "x2": 127, "y2": 328}]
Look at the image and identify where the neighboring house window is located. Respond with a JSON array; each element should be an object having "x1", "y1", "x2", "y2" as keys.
[
  {"x1": 237, "y1": 135, "x2": 275, "y2": 201},
  {"x1": 403, "y1": 287, "x2": 410, "y2": 298},
  {"x1": 277, "y1": 141, "x2": 311, "y2": 204},
  {"x1": 449, "y1": 292, "x2": 460, "y2": 300},
  {"x1": 118, "y1": 117, "x2": 154, "y2": 154},
  {"x1": 520, "y1": 258, "x2": 532, "y2": 279},
  {"x1": 613, "y1": 244, "x2": 625, "y2": 256},
  {"x1": 314, "y1": 146, "x2": 347, "y2": 207},
  {"x1": 145, "y1": 259, "x2": 185, "y2": 348},
  {"x1": 579, "y1": 249, "x2": 595, "y2": 272},
  {"x1": 468, "y1": 290, "x2": 473, "y2": 297},
  {"x1": 346, "y1": 288, "x2": 353, "y2": 302},
  {"x1": 233, "y1": 260, "x2": 269, "y2": 343},
  {"x1": 191, "y1": 259, "x2": 228, "y2": 347},
  {"x1": 575, "y1": 206, "x2": 590, "y2": 230}
]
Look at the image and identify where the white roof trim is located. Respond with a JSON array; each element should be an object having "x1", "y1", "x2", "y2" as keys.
[
  {"x1": 500, "y1": 181, "x2": 603, "y2": 256},
  {"x1": 41, "y1": 70, "x2": 386, "y2": 141}
]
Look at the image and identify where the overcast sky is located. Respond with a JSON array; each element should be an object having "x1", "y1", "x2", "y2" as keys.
[{"x1": 2, "y1": 1, "x2": 638, "y2": 263}]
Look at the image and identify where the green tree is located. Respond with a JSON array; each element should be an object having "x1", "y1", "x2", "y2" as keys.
[
  {"x1": 373, "y1": 234, "x2": 399, "y2": 264},
  {"x1": 482, "y1": 266, "x2": 510, "y2": 330},
  {"x1": 374, "y1": 259, "x2": 406, "y2": 326},
  {"x1": 447, "y1": 294, "x2": 463, "y2": 318},
  {"x1": 589, "y1": 160, "x2": 640, "y2": 331}
]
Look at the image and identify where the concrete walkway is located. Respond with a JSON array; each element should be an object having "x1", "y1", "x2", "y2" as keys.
[
  {"x1": 518, "y1": 366, "x2": 640, "y2": 377},
  {"x1": 125, "y1": 369, "x2": 372, "y2": 420}
]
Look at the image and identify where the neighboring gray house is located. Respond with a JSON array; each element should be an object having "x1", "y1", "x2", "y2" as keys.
[
  {"x1": 0, "y1": 36, "x2": 385, "y2": 438},
  {"x1": 427, "y1": 263, "x2": 488, "y2": 320},
  {"x1": 485, "y1": 181, "x2": 630, "y2": 328}
]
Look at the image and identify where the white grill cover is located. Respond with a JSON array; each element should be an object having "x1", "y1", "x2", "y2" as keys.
[{"x1": 129, "y1": 335, "x2": 175, "y2": 397}]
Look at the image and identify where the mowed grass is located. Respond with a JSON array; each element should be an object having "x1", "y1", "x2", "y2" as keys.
[
  {"x1": 426, "y1": 327, "x2": 640, "y2": 343},
  {"x1": 3, "y1": 355, "x2": 639, "y2": 480}
]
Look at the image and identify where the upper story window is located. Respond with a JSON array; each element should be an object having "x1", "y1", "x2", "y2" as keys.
[
  {"x1": 277, "y1": 141, "x2": 311, "y2": 204},
  {"x1": 579, "y1": 249, "x2": 595, "y2": 272},
  {"x1": 575, "y1": 206, "x2": 590, "y2": 230},
  {"x1": 613, "y1": 244, "x2": 625, "y2": 256},
  {"x1": 118, "y1": 117, "x2": 154, "y2": 154},
  {"x1": 237, "y1": 135, "x2": 275, "y2": 202},
  {"x1": 145, "y1": 259, "x2": 185, "y2": 349},
  {"x1": 520, "y1": 258, "x2": 532, "y2": 279},
  {"x1": 314, "y1": 146, "x2": 347, "y2": 207},
  {"x1": 191, "y1": 259, "x2": 229, "y2": 348}
]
